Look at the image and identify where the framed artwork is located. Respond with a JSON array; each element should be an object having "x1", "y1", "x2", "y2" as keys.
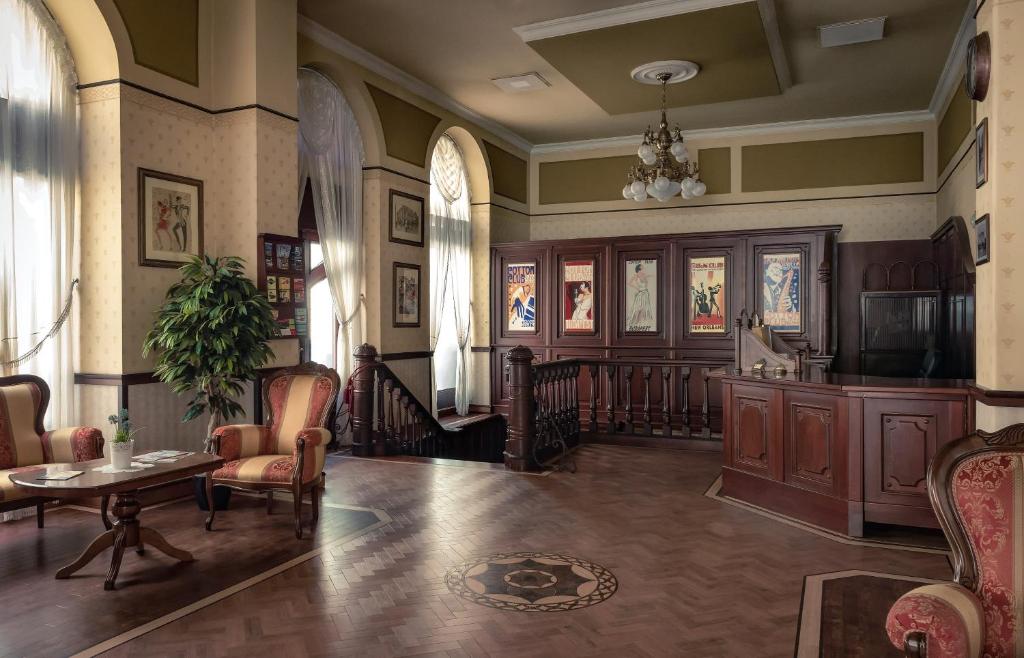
[
  {"x1": 761, "y1": 252, "x2": 802, "y2": 332},
  {"x1": 138, "y1": 168, "x2": 203, "y2": 267},
  {"x1": 506, "y1": 261, "x2": 538, "y2": 333},
  {"x1": 393, "y1": 262, "x2": 421, "y2": 327},
  {"x1": 688, "y1": 255, "x2": 727, "y2": 334},
  {"x1": 624, "y1": 258, "x2": 658, "y2": 334},
  {"x1": 389, "y1": 190, "x2": 424, "y2": 246},
  {"x1": 975, "y1": 214, "x2": 990, "y2": 265},
  {"x1": 562, "y1": 259, "x2": 596, "y2": 335},
  {"x1": 976, "y1": 118, "x2": 988, "y2": 189}
]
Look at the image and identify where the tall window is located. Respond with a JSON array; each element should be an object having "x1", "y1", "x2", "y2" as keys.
[
  {"x1": 306, "y1": 242, "x2": 336, "y2": 368},
  {"x1": 0, "y1": 0, "x2": 79, "y2": 426}
]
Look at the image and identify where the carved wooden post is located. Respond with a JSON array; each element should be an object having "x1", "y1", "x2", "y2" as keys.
[
  {"x1": 587, "y1": 364, "x2": 598, "y2": 432},
  {"x1": 505, "y1": 346, "x2": 537, "y2": 472},
  {"x1": 699, "y1": 369, "x2": 712, "y2": 439},
  {"x1": 661, "y1": 367, "x2": 672, "y2": 437},
  {"x1": 606, "y1": 365, "x2": 617, "y2": 434},
  {"x1": 817, "y1": 260, "x2": 832, "y2": 356},
  {"x1": 642, "y1": 366, "x2": 653, "y2": 435},
  {"x1": 351, "y1": 344, "x2": 378, "y2": 457},
  {"x1": 732, "y1": 317, "x2": 744, "y2": 374},
  {"x1": 624, "y1": 366, "x2": 635, "y2": 433}
]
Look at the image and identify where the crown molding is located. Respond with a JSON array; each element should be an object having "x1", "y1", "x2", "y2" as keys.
[
  {"x1": 531, "y1": 110, "x2": 935, "y2": 155},
  {"x1": 298, "y1": 15, "x2": 533, "y2": 154},
  {"x1": 929, "y1": 2, "x2": 975, "y2": 116}
]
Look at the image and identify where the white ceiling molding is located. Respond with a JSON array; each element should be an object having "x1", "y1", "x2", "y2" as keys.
[
  {"x1": 513, "y1": 0, "x2": 752, "y2": 42},
  {"x1": 298, "y1": 15, "x2": 534, "y2": 154},
  {"x1": 531, "y1": 110, "x2": 934, "y2": 155},
  {"x1": 928, "y1": 2, "x2": 975, "y2": 116}
]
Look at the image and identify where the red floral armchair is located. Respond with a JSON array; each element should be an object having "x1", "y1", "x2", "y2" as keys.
[
  {"x1": 0, "y1": 375, "x2": 104, "y2": 526},
  {"x1": 886, "y1": 424, "x2": 1024, "y2": 657},
  {"x1": 206, "y1": 363, "x2": 340, "y2": 539}
]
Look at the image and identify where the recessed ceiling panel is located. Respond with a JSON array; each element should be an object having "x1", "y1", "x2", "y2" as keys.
[{"x1": 525, "y1": 2, "x2": 780, "y2": 115}]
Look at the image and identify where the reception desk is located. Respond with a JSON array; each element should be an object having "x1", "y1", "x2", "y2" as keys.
[{"x1": 719, "y1": 370, "x2": 971, "y2": 536}]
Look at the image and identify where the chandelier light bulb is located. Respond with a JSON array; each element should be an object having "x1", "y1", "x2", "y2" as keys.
[
  {"x1": 670, "y1": 141, "x2": 688, "y2": 162},
  {"x1": 622, "y1": 184, "x2": 634, "y2": 199},
  {"x1": 634, "y1": 188, "x2": 648, "y2": 201},
  {"x1": 682, "y1": 177, "x2": 695, "y2": 194},
  {"x1": 680, "y1": 186, "x2": 693, "y2": 200},
  {"x1": 653, "y1": 175, "x2": 670, "y2": 192},
  {"x1": 630, "y1": 180, "x2": 646, "y2": 196},
  {"x1": 638, "y1": 142, "x2": 655, "y2": 162},
  {"x1": 693, "y1": 180, "x2": 707, "y2": 196}
]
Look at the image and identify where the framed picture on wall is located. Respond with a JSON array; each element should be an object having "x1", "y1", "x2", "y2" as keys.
[
  {"x1": 562, "y1": 259, "x2": 596, "y2": 335},
  {"x1": 138, "y1": 168, "x2": 204, "y2": 268},
  {"x1": 976, "y1": 118, "x2": 988, "y2": 189},
  {"x1": 506, "y1": 261, "x2": 538, "y2": 333},
  {"x1": 389, "y1": 190, "x2": 424, "y2": 246},
  {"x1": 393, "y1": 262, "x2": 421, "y2": 327},
  {"x1": 760, "y1": 252, "x2": 802, "y2": 332},
  {"x1": 624, "y1": 258, "x2": 658, "y2": 334},
  {"x1": 975, "y1": 214, "x2": 991, "y2": 265},
  {"x1": 688, "y1": 255, "x2": 727, "y2": 334}
]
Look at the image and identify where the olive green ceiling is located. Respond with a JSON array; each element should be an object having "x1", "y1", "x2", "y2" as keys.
[
  {"x1": 113, "y1": 0, "x2": 199, "y2": 86},
  {"x1": 365, "y1": 84, "x2": 442, "y2": 167},
  {"x1": 526, "y1": 3, "x2": 780, "y2": 115}
]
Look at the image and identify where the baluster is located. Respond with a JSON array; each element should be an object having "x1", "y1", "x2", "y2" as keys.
[
  {"x1": 623, "y1": 366, "x2": 634, "y2": 433},
  {"x1": 661, "y1": 367, "x2": 672, "y2": 437},
  {"x1": 374, "y1": 375, "x2": 384, "y2": 435},
  {"x1": 642, "y1": 366, "x2": 653, "y2": 435},
  {"x1": 383, "y1": 379, "x2": 395, "y2": 454},
  {"x1": 679, "y1": 367, "x2": 691, "y2": 438},
  {"x1": 570, "y1": 363, "x2": 581, "y2": 440},
  {"x1": 606, "y1": 365, "x2": 617, "y2": 434},
  {"x1": 587, "y1": 364, "x2": 598, "y2": 433},
  {"x1": 699, "y1": 369, "x2": 711, "y2": 439}
]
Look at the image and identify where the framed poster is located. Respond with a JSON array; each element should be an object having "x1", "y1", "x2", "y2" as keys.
[
  {"x1": 393, "y1": 262, "x2": 421, "y2": 327},
  {"x1": 563, "y1": 259, "x2": 596, "y2": 335},
  {"x1": 976, "y1": 118, "x2": 988, "y2": 189},
  {"x1": 761, "y1": 252, "x2": 801, "y2": 332},
  {"x1": 389, "y1": 190, "x2": 424, "y2": 246},
  {"x1": 506, "y1": 261, "x2": 537, "y2": 333},
  {"x1": 688, "y1": 255, "x2": 727, "y2": 334},
  {"x1": 624, "y1": 258, "x2": 657, "y2": 334},
  {"x1": 138, "y1": 168, "x2": 203, "y2": 267},
  {"x1": 975, "y1": 213, "x2": 990, "y2": 265}
]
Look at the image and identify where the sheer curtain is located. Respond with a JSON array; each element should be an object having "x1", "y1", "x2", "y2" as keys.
[
  {"x1": 429, "y1": 134, "x2": 472, "y2": 415},
  {"x1": 0, "y1": 0, "x2": 79, "y2": 427},
  {"x1": 297, "y1": 67, "x2": 364, "y2": 387}
]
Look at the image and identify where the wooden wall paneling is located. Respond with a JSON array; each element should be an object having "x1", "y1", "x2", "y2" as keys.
[
  {"x1": 551, "y1": 243, "x2": 610, "y2": 345},
  {"x1": 613, "y1": 243, "x2": 670, "y2": 347},
  {"x1": 727, "y1": 383, "x2": 782, "y2": 479},
  {"x1": 783, "y1": 390, "x2": 848, "y2": 498}
]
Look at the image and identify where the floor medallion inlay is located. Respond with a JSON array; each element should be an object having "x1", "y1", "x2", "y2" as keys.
[{"x1": 445, "y1": 551, "x2": 617, "y2": 611}]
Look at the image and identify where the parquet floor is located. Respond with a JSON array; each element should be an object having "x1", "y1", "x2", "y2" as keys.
[{"x1": 63, "y1": 446, "x2": 952, "y2": 656}]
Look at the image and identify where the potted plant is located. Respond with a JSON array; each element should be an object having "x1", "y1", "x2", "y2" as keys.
[
  {"x1": 107, "y1": 408, "x2": 141, "y2": 470},
  {"x1": 143, "y1": 255, "x2": 278, "y2": 510}
]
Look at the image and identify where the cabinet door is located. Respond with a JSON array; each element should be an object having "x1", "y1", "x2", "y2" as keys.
[
  {"x1": 863, "y1": 398, "x2": 966, "y2": 508},
  {"x1": 783, "y1": 391, "x2": 846, "y2": 497},
  {"x1": 728, "y1": 384, "x2": 782, "y2": 480}
]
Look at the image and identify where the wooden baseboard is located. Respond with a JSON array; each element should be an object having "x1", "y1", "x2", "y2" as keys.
[{"x1": 581, "y1": 432, "x2": 722, "y2": 452}]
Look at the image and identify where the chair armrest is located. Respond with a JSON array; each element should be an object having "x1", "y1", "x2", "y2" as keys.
[
  {"x1": 212, "y1": 424, "x2": 271, "y2": 461},
  {"x1": 886, "y1": 583, "x2": 985, "y2": 658},
  {"x1": 42, "y1": 427, "x2": 104, "y2": 462},
  {"x1": 293, "y1": 428, "x2": 330, "y2": 484}
]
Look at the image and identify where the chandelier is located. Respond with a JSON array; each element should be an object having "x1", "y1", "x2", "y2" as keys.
[{"x1": 622, "y1": 62, "x2": 707, "y2": 203}]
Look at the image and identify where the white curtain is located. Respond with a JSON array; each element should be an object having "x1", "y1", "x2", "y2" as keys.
[
  {"x1": 429, "y1": 134, "x2": 472, "y2": 415},
  {"x1": 297, "y1": 67, "x2": 364, "y2": 387},
  {"x1": 0, "y1": 0, "x2": 79, "y2": 428}
]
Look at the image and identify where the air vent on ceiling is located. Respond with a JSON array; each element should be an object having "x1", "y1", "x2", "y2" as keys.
[
  {"x1": 491, "y1": 72, "x2": 550, "y2": 93},
  {"x1": 819, "y1": 16, "x2": 886, "y2": 48}
]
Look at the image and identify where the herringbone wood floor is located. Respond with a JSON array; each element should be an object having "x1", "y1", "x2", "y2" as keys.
[{"x1": 99, "y1": 446, "x2": 950, "y2": 657}]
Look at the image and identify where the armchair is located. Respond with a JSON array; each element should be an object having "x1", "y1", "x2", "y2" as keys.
[
  {"x1": 886, "y1": 423, "x2": 1024, "y2": 657},
  {"x1": 205, "y1": 363, "x2": 340, "y2": 538},
  {"x1": 0, "y1": 375, "x2": 105, "y2": 527}
]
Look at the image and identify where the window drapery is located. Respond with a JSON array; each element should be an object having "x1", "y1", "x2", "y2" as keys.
[
  {"x1": 429, "y1": 134, "x2": 472, "y2": 415},
  {"x1": 0, "y1": 0, "x2": 79, "y2": 428}
]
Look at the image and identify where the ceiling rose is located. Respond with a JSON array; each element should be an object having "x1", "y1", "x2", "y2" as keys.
[{"x1": 629, "y1": 60, "x2": 700, "y2": 85}]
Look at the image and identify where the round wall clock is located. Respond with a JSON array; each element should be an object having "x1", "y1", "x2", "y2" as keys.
[{"x1": 965, "y1": 32, "x2": 991, "y2": 102}]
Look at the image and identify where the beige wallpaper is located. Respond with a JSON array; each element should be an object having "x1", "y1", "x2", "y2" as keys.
[
  {"x1": 385, "y1": 357, "x2": 432, "y2": 412},
  {"x1": 75, "y1": 383, "x2": 117, "y2": 438},
  {"x1": 490, "y1": 205, "x2": 530, "y2": 244},
  {"x1": 937, "y1": 142, "x2": 977, "y2": 243}
]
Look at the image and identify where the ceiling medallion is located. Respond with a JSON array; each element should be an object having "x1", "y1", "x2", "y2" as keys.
[{"x1": 623, "y1": 61, "x2": 706, "y2": 203}]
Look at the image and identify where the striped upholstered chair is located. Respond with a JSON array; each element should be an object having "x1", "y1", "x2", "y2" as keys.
[
  {"x1": 206, "y1": 363, "x2": 340, "y2": 539},
  {"x1": 0, "y1": 375, "x2": 104, "y2": 526},
  {"x1": 886, "y1": 423, "x2": 1024, "y2": 657}
]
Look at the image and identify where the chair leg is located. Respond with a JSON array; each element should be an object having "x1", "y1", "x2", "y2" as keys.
[
  {"x1": 36, "y1": 502, "x2": 44, "y2": 528},
  {"x1": 266, "y1": 491, "x2": 274, "y2": 514},
  {"x1": 293, "y1": 484, "x2": 303, "y2": 539},
  {"x1": 204, "y1": 474, "x2": 216, "y2": 531}
]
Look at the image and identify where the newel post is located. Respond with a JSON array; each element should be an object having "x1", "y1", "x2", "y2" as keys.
[
  {"x1": 505, "y1": 345, "x2": 537, "y2": 472},
  {"x1": 351, "y1": 343, "x2": 378, "y2": 457}
]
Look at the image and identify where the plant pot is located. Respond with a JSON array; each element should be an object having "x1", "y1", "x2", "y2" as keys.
[
  {"x1": 109, "y1": 439, "x2": 134, "y2": 470},
  {"x1": 193, "y1": 475, "x2": 232, "y2": 511}
]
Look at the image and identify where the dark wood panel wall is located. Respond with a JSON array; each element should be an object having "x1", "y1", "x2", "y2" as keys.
[{"x1": 489, "y1": 225, "x2": 841, "y2": 416}]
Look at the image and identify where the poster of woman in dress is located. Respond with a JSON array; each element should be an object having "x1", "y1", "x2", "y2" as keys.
[
  {"x1": 563, "y1": 260, "x2": 595, "y2": 334},
  {"x1": 689, "y1": 256, "x2": 726, "y2": 334},
  {"x1": 507, "y1": 262, "x2": 537, "y2": 332},
  {"x1": 625, "y1": 258, "x2": 657, "y2": 333},
  {"x1": 761, "y1": 252, "x2": 801, "y2": 332}
]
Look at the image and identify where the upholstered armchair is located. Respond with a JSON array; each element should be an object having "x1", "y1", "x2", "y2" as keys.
[
  {"x1": 205, "y1": 363, "x2": 340, "y2": 539},
  {"x1": 886, "y1": 423, "x2": 1024, "y2": 658},
  {"x1": 0, "y1": 375, "x2": 105, "y2": 527}
]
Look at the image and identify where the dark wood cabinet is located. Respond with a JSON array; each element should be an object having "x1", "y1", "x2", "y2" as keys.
[
  {"x1": 784, "y1": 391, "x2": 846, "y2": 498},
  {"x1": 727, "y1": 384, "x2": 780, "y2": 479}
]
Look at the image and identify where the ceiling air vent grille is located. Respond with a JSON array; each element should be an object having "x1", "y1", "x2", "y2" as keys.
[
  {"x1": 491, "y1": 72, "x2": 551, "y2": 93},
  {"x1": 819, "y1": 17, "x2": 886, "y2": 48}
]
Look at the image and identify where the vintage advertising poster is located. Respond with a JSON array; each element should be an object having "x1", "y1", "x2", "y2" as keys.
[
  {"x1": 563, "y1": 260, "x2": 595, "y2": 334},
  {"x1": 624, "y1": 258, "x2": 657, "y2": 333},
  {"x1": 506, "y1": 262, "x2": 537, "y2": 332},
  {"x1": 761, "y1": 252, "x2": 801, "y2": 332},
  {"x1": 689, "y1": 256, "x2": 726, "y2": 334}
]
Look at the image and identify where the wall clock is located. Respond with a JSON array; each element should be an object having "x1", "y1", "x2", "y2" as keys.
[{"x1": 965, "y1": 32, "x2": 991, "y2": 102}]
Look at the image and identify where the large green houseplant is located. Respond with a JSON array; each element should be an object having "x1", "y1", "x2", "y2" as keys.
[{"x1": 143, "y1": 255, "x2": 278, "y2": 453}]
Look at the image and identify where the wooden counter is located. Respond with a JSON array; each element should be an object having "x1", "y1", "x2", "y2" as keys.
[{"x1": 718, "y1": 370, "x2": 971, "y2": 536}]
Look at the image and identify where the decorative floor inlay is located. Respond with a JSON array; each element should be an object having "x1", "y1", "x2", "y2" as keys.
[{"x1": 444, "y1": 551, "x2": 617, "y2": 612}]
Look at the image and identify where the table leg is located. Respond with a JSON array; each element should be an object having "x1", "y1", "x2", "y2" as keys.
[
  {"x1": 139, "y1": 527, "x2": 193, "y2": 562},
  {"x1": 55, "y1": 531, "x2": 114, "y2": 579}
]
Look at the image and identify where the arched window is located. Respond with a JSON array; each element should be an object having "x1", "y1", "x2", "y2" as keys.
[
  {"x1": 0, "y1": 0, "x2": 79, "y2": 426},
  {"x1": 429, "y1": 133, "x2": 472, "y2": 415}
]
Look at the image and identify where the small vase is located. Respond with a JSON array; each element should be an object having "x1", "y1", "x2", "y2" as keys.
[{"x1": 110, "y1": 439, "x2": 134, "y2": 470}]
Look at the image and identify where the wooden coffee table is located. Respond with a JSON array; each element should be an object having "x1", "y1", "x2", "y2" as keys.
[{"x1": 9, "y1": 453, "x2": 223, "y2": 590}]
